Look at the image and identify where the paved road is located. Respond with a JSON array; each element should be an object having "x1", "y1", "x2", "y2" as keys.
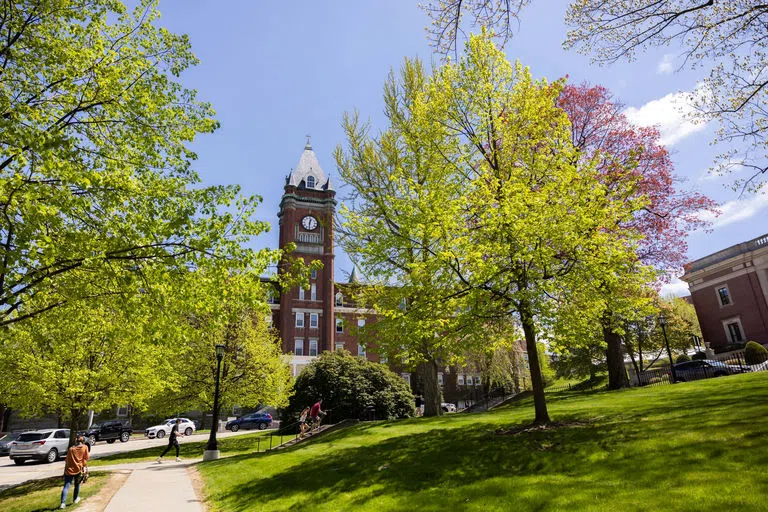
[{"x1": 0, "y1": 429, "x2": 256, "y2": 490}]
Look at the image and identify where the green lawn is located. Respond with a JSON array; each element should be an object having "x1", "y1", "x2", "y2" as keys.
[
  {"x1": 199, "y1": 372, "x2": 768, "y2": 511},
  {"x1": 0, "y1": 472, "x2": 109, "y2": 512},
  {"x1": 89, "y1": 430, "x2": 276, "y2": 466}
]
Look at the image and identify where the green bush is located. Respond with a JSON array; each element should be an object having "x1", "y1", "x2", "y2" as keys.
[
  {"x1": 744, "y1": 341, "x2": 768, "y2": 365},
  {"x1": 282, "y1": 350, "x2": 414, "y2": 430},
  {"x1": 691, "y1": 351, "x2": 706, "y2": 360},
  {"x1": 676, "y1": 354, "x2": 691, "y2": 363}
]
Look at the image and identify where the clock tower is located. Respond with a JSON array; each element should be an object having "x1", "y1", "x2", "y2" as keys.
[{"x1": 277, "y1": 141, "x2": 336, "y2": 360}]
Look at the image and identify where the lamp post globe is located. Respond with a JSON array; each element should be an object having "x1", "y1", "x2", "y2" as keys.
[{"x1": 203, "y1": 344, "x2": 226, "y2": 461}]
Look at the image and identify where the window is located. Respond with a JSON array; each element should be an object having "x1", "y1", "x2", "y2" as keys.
[
  {"x1": 265, "y1": 314, "x2": 273, "y2": 326},
  {"x1": 717, "y1": 286, "x2": 732, "y2": 306},
  {"x1": 294, "y1": 339, "x2": 304, "y2": 356},
  {"x1": 380, "y1": 353, "x2": 388, "y2": 364},
  {"x1": 309, "y1": 339, "x2": 318, "y2": 357},
  {"x1": 335, "y1": 342, "x2": 345, "y2": 352},
  {"x1": 401, "y1": 373, "x2": 411, "y2": 386},
  {"x1": 336, "y1": 317, "x2": 343, "y2": 333},
  {"x1": 309, "y1": 313, "x2": 318, "y2": 329},
  {"x1": 296, "y1": 313, "x2": 304, "y2": 328},
  {"x1": 299, "y1": 287, "x2": 305, "y2": 300},
  {"x1": 311, "y1": 269, "x2": 317, "y2": 280},
  {"x1": 357, "y1": 318, "x2": 365, "y2": 331},
  {"x1": 457, "y1": 374, "x2": 465, "y2": 386},
  {"x1": 306, "y1": 175, "x2": 315, "y2": 188},
  {"x1": 358, "y1": 343, "x2": 366, "y2": 357},
  {"x1": 726, "y1": 321, "x2": 744, "y2": 342},
  {"x1": 116, "y1": 406, "x2": 129, "y2": 417},
  {"x1": 438, "y1": 372, "x2": 444, "y2": 386},
  {"x1": 335, "y1": 293, "x2": 344, "y2": 306},
  {"x1": 311, "y1": 283, "x2": 317, "y2": 301},
  {"x1": 466, "y1": 375, "x2": 474, "y2": 386},
  {"x1": 54, "y1": 430, "x2": 68, "y2": 439},
  {"x1": 475, "y1": 375, "x2": 482, "y2": 386}
]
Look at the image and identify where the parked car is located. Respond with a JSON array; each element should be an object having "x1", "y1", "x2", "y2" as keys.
[
  {"x1": 144, "y1": 418, "x2": 195, "y2": 439},
  {"x1": 226, "y1": 412, "x2": 272, "y2": 431},
  {"x1": 79, "y1": 419, "x2": 132, "y2": 445},
  {"x1": 672, "y1": 359, "x2": 750, "y2": 382},
  {"x1": 441, "y1": 403, "x2": 457, "y2": 413},
  {"x1": 0, "y1": 432, "x2": 22, "y2": 456},
  {"x1": 9, "y1": 429, "x2": 70, "y2": 465}
]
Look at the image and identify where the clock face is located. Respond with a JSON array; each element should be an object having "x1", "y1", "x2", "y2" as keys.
[{"x1": 301, "y1": 215, "x2": 318, "y2": 231}]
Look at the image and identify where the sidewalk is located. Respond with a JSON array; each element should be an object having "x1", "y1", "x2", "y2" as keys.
[{"x1": 99, "y1": 459, "x2": 204, "y2": 512}]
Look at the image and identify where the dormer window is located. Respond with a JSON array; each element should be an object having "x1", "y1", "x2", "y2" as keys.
[
  {"x1": 335, "y1": 293, "x2": 344, "y2": 307},
  {"x1": 306, "y1": 175, "x2": 315, "y2": 189}
]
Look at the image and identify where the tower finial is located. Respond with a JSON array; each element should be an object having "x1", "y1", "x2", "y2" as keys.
[{"x1": 305, "y1": 134, "x2": 312, "y2": 149}]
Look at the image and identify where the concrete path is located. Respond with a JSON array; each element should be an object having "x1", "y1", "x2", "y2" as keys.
[{"x1": 103, "y1": 459, "x2": 204, "y2": 511}]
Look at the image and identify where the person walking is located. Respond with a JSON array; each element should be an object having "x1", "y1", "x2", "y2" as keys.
[
  {"x1": 60, "y1": 435, "x2": 89, "y2": 509},
  {"x1": 298, "y1": 406, "x2": 310, "y2": 438},
  {"x1": 309, "y1": 399, "x2": 323, "y2": 431},
  {"x1": 157, "y1": 419, "x2": 184, "y2": 463}
]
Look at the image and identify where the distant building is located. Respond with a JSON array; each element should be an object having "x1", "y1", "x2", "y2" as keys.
[{"x1": 680, "y1": 233, "x2": 768, "y2": 349}]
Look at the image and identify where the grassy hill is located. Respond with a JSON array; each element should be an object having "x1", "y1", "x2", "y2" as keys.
[{"x1": 199, "y1": 372, "x2": 768, "y2": 511}]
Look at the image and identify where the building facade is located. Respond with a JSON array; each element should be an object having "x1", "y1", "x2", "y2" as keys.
[
  {"x1": 269, "y1": 144, "x2": 490, "y2": 406},
  {"x1": 680, "y1": 232, "x2": 768, "y2": 349}
]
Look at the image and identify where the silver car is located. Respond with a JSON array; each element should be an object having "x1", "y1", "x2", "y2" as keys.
[{"x1": 9, "y1": 428, "x2": 71, "y2": 465}]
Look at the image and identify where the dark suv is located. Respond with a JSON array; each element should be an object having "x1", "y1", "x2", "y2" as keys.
[
  {"x1": 226, "y1": 412, "x2": 272, "y2": 431},
  {"x1": 80, "y1": 419, "x2": 132, "y2": 445}
]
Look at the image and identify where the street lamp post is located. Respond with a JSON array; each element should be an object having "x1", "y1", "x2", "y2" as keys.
[
  {"x1": 659, "y1": 315, "x2": 676, "y2": 384},
  {"x1": 203, "y1": 344, "x2": 226, "y2": 461}
]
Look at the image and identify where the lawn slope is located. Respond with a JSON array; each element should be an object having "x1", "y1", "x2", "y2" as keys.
[{"x1": 200, "y1": 372, "x2": 768, "y2": 511}]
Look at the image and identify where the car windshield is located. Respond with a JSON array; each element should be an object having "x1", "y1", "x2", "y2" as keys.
[
  {"x1": 17, "y1": 432, "x2": 48, "y2": 442},
  {"x1": 90, "y1": 423, "x2": 102, "y2": 429}
]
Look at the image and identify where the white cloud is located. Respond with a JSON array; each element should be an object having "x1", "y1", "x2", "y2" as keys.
[
  {"x1": 698, "y1": 194, "x2": 768, "y2": 228},
  {"x1": 660, "y1": 278, "x2": 690, "y2": 298},
  {"x1": 624, "y1": 88, "x2": 708, "y2": 146},
  {"x1": 656, "y1": 54, "x2": 675, "y2": 74}
]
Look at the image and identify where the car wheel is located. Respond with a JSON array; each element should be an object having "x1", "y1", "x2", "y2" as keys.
[
  {"x1": 257, "y1": 422, "x2": 267, "y2": 430},
  {"x1": 156, "y1": 430, "x2": 165, "y2": 439},
  {"x1": 120, "y1": 432, "x2": 130, "y2": 443},
  {"x1": 13, "y1": 458, "x2": 25, "y2": 465},
  {"x1": 230, "y1": 424, "x2": 239, "y2": 432},
  {"x1": 88, "y1": 435, "x2": 96, "y2": 446},
  {"x1": 46, "y1": 448, "x2": 58, "y2": 463},
  {"x1": 184, "y1": 428, "x2": 193, "y2": 436}
]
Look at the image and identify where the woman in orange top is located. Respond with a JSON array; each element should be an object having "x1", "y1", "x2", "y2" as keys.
[{"x1": 60, "y1": 435, "x2": 89, "y2": 509}]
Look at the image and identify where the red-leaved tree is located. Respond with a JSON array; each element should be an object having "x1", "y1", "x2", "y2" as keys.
[{"x1": 557, "y1": 83, "x2": 718, "y2": 389}]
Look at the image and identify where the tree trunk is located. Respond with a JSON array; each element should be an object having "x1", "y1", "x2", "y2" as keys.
[
  {"x1": 417, "y1": 359, "x2": 442, "y2": 417},
  {"x1": 520, "y1": 305, "x2": 550, "y2": 425},
  {"x1": 0, "y1": 404, "x2": 6, "y2": 432},
  {"x1": 604, "y1": 319, "x2": 630, "y2": 390},
  {"x1": 67, "y1": 409, "x2": 85, "y2": 447}
]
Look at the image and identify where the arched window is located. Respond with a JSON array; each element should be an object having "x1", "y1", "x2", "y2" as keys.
[
  {"x1": 335, "y1": 292, "x2": 344, "y2": 306},
  {"x1": 306, "y1": 175, "x2": 315, "y2": 189}
]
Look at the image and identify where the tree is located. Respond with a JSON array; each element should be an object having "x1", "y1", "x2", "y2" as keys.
[
  {"x1": 433, "y1": 33, "x2": 644, "y2": 424},
  {"x1": 147, "y1": 272, "x2": 292, "y2": 422},
  {"x1": 335, "y1": 58, "x2": 472, "y2": 417},
  {"x1": 557, "y1": 83, "x2": 717, "y2": 388},
  {"x1": 283, "y1": 350, "x2": 414, "y2": 426},
  {"x1": 0, "y1": 0, "x2": 269, "y2": 328},
  {"x1": 424, "y1": 1, "x2": 768, "y2": 193},
  {"x1": 0, "y1": 285, "x2": 169, "y2": 445}
]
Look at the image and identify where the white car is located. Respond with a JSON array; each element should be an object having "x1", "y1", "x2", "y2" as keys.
[
  {"x1": 144, "y1": 418, "x2": 195, "y2": 439},
  {"x1": 10, "y1": 429, "x2": 71, "y2": 464},
  {"x1": 441, "y1": 403, "x2": 457, "y2": 413}
]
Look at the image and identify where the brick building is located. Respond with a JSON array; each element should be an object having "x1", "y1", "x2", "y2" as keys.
[
  {"x1": 680, "y1": 232, "x2": 768, "y2": 349},
  {"x1": 268, "y1": 143, "x2": 490, "y2": 406}
]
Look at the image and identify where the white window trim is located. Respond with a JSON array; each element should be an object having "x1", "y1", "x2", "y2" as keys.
[
  {"x1": 715, "y1": 284, "x2": 733, "y2": 307},
  {"x1": 309, "y1": 313, "x2": 318, "y2": 329},
  {"x1": 309, "y1": 339, "x2": 318, "y2": 357},
  {"x1": 335, "y1": 292, "x2": 344, "y2": 306},
  {"x1": 298, "y1": 287, "x2": 305, "y2": 301},
  {"x1": 438, "y1": 372, "x2": 444, "y2": 386},
  {"x1": 358, "y1": 343, "x2": 366, "y2": 357},
  {"x1": 294, "y1": 339, "x2": 304, "y2": 356},
  {"x1": 336, "y1": 317, "x2": 343, "y2": 333},
  {"x1": 311, "y1": 283, "x2": 317, "y2": 301},
  {"x1": 457, "y1": 374, "x2": 465, "y2": 386},
  {"x1": 296, "y1": 313, "x2": 304, "y2": 328},
  {"x1": 311, "y1": 269, "x2": 317, "y2": 280},
  {"x1": 306, "y1": 175, "x2": 315, "y2": 188},
  {"x1": 722, "y1": 316, "x2": 745, "y2": 343},
  {"x1": 335, "y1": 342, "x2": 345, "y2": 352}
]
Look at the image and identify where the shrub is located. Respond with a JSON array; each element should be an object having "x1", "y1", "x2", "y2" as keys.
[
  {"x1": 281, "y1": 350, "x2": 414, "y2": 430},
  {"x1": 676, "y1": 354, "x2": 691, "y2": 363},
  {"x1": 691, "y1": 351, "x2": 706, "y2": 360},
  {"x1": 744, "y1": 341, "x2": 768, "y2": 365}
]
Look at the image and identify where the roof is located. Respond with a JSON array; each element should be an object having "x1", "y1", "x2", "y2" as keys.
[
  {"x1": 682, "y1": 232, "x2": 768, "y2": 276},
  {"x1": 287, "y1": 142, "x2": 333, "y2": 191}
]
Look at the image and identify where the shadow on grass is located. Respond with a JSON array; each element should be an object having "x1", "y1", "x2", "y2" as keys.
[{"x1": 203, "y1": 373, "x2": 768, "y2": 511}]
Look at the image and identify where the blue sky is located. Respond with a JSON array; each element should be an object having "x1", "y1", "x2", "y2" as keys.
[{"x1": 156, "y1": 1, "x2": 767, "y2": 295}]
